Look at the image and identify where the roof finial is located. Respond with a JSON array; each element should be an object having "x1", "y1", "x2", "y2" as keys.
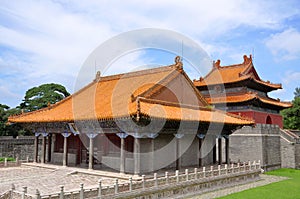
[
  {"x1": 95, "y1": 71, "x2": 101, "y2": 82},
  {"x1": 243, "y1": 54, "x2": 252, "y2": 64},
  {"x1": 174, "y1": 56, "x2": 183, "y2": 71},
  {"x1": 215, "y1": 59, "x2": 221, "y2": 69}
]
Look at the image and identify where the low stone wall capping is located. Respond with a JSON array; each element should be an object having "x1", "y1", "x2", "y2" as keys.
[{"x1": 1, "y1": 161, "x2": 261, "y2": 199}]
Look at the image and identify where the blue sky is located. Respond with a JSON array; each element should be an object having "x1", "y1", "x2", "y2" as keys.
[{"x1": 0, "y1": 0, "x2": 300, "y2": 108}]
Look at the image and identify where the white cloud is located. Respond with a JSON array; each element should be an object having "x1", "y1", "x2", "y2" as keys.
[
  {"x1": 282, "y1": 71, "x2": 300, "y2": 85},
  {"x1": 265, "y1": 28, "x2": 300, "y2": 60},
  {"x1": 269, "y1": 70, "x2": 300, "y2": 101},
  {"x1": 0, "y1": 0, "x2": 299, "y2": 107}
]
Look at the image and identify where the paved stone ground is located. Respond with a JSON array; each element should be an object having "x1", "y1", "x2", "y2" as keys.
[
  {"x1": 187, "y1": 174, "x2": 288, "y2": 199},
  {"x1": 0, "y1": 164, "x2": 133, "y2": 196}
]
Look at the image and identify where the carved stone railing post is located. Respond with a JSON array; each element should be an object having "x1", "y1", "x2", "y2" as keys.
[
  {"x1": 203, "y1": 167, "x2": 206, "y2": 178},
  {"x1": 98, "y1": 179, "x2": 102, "y2": 199},
  {"x1": 36, "y1": 189, "x2": 41, "y2": 199},
  {"x1": 218, "y1": 165, "x2": 221, "y2": 176},
  {"x1": 185, "y1": 169, "x2": 189, "y2": 181},
  {"x1": 80, "y1": 183, "x2": 84, "y2": 199},
  {"x1": 194, "y1": 168, "x2": 198, "y2": 180},
  {"x1": 21, "y1": 186, "x2": 27, "y2": 199},
  {"x1": 129, "y1": 177, "x2": 133, "y2": 191},
  {"x1": 165, "y1": 172, "x2": 169, "y2": 184},
  {"x1": 175, "y1": 170, "x2": 179, "y2": 183},
  {"x1": 237, "y1": 163, "x2": 240, "y2": 173},
  {"x1": 244, "y1": 162, "x2": 246, "y2": 172},
  {"x1": 114, "y1": 179, "x2": 119, "y2": 194},
  {"x1": 225, "y1": 164, "x2": 228, "y2": 175},
  {"x1": 154, "y1": 173, "x2": 158, "y2": 187},
  {"x1": 142, "y1": 175, "x2": 145, "y2": 189},
  {"x1": 59, "y1": 185, "x2": 64, "y2": 199},
  {"x1": 4, "y1": 158, "x2": 7, "y2": 167}
]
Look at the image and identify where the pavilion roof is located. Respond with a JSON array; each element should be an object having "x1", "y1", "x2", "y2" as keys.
[
  {"x1": 193, "y1": 55, "x2": 282, "y2": 91},
  {"x1": 8, "y1": 58, "x2": 253, "y2": 126},
  {"x1": 204, "y1": 92, "x2": 292, "y2": 109}
]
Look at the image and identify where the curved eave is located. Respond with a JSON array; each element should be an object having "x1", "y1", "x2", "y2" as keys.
[
  {"x1": 138, "y1": 100, "x2": 254, "y2": 126},
  {"x1": 206, "y1": 95, "x2": 292, "y2": 109},
  {"x1": 194, "y1": 77, "x2": 281, "y2": 92},
  {"x1": 8, "y1": 114, "x2": 134, "y2": 124}
]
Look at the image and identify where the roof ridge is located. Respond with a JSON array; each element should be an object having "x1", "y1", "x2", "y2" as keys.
[
  {"x1": 218, "y1": 63, "x2": 247, "y2": 69},
  {"x1": 98, "y1": 65, "x2": 176, "y2": 82}
]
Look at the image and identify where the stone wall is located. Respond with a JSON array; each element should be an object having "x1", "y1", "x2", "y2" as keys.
[
  {"x1": 0, "y1": 136, "x2": 41, "y2": 160},
  {"x1": 230, "y1": 124, "x2": 281, "y2": 171}
]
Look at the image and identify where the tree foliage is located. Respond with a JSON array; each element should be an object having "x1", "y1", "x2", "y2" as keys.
[
  {"x1": 0, "y1": 83, "x2": 70, "y2": 136},
  {"x1": 19, "y1": 83, "x2": 70, "y2": 112},
  {"x1": 281, "y1": 88, "x2": 300, "y2": 130},
  {"x1": 0, "y1": 104, "x2": 28, "y2": 137},
  {"x1": 294, "y1": 87, "x2": 300, "y2": 98}
]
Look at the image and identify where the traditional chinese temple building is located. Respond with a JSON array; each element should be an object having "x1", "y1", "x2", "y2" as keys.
[
  {"x1": 8, "y1": 57, "x2": 253, "y2": 174},
  {"x1": 193, "y1": 55, "x2": 292, "y2": 128}
]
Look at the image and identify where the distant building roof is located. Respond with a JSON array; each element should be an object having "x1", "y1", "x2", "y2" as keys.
[{"x1": 193, "y1": 55, "x2": 282, "y2": 91}]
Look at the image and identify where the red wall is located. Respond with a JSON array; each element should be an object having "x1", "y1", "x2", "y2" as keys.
[{"x1": 230, "y1": 110, "x2": 283, "y2": 128}]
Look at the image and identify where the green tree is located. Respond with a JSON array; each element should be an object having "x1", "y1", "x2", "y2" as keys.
[
  {"x1": 294, "y1": 87, "x2": 300, "y2": 98},
  {"x1": 0, "y1": 104, "x2": 26, "y2": 137},
  {"x1": 19, "y1": 83, "x2": 70, "y2": 112},
  {"x1": 281, "y1": 88, "x2": 300, "y2": 130},
  {"x1": 0, "y1": 104, "x2": 10, "y2": 136}
]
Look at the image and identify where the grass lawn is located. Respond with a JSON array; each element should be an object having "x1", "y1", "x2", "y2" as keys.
[
  {"x1": 0, "y1": 157, "x2": 15, "y2": 162},
  {"x1": 219, "y1": 168, "x2": 300, "y2": 199}
]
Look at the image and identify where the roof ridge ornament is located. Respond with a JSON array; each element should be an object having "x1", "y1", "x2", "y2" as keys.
[
  {"x1": 174, "y1": 56, "x2": 183, "y2": 71},
  {"x1": 95, "y1": 71, "x2": 101, "y2": 82},
  {"x1": 243, "y1": 54, "x2": 252, "y2": 65},
  {"x1": 214, "y1": 59, "x2": 221, "y2": 69}
]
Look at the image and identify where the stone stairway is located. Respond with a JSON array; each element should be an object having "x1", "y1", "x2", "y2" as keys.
[{"x1": 279, "y1": 129, "x2": 300, "y2": 169}]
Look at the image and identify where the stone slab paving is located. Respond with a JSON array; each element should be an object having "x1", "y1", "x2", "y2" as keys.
[
  {"x1": 0, "y1": 164, "x2": 134, "y2": 196},
  {"x1": 186, "y1": 174, "x2": 288, "y2": 199}
]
